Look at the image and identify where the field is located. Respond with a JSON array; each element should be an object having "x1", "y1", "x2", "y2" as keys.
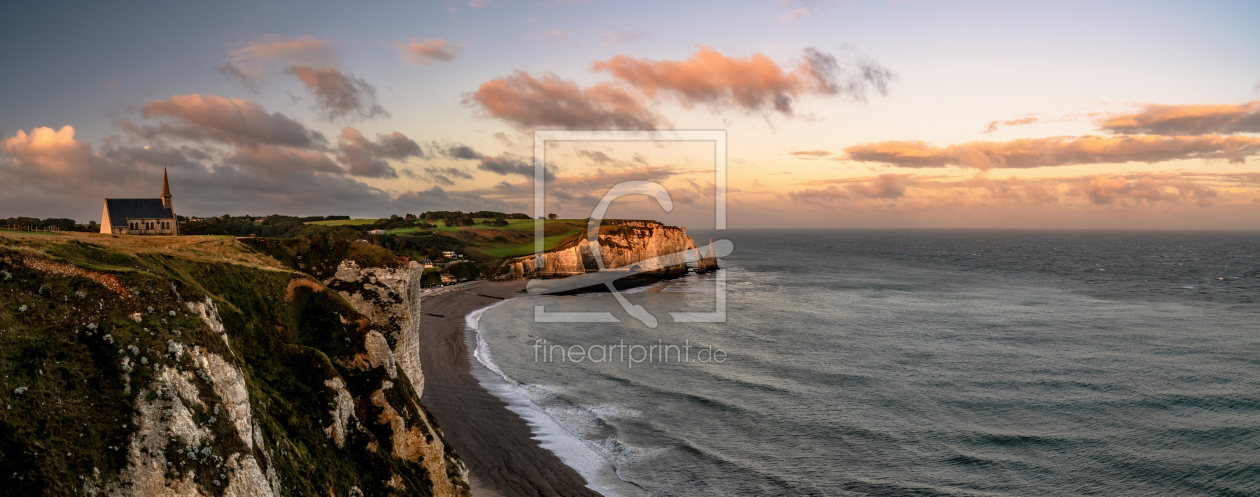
[
  {"x1": 289, "y1": 217, "x2": 592, "y2": 260},
  {"x1": 391, "y1": 219, "x2": 587, "y2": 258}
]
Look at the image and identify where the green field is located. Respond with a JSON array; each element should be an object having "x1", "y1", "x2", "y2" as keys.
[
  {"x1": 478, "y1": 229, "x2": 583, "y2": 258},
  {"x1": 304, "y1": 218, "x2": 382, "y2": 226},
  {"x1": 386, "y1": 218, "x2": 586, "y2": 234}
]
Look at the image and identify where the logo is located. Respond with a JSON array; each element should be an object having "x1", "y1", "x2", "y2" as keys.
[{"x1": 528, "y1": 130, "x2": 733, "y2": 327}]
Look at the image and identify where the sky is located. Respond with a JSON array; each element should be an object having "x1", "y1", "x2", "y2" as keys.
[{"x1": 2, "y1": 0, "x2": 1259, "y2": 230}]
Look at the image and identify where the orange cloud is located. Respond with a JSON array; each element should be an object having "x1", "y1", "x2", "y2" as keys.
[
  {"x1": 780, "y1": 171, "x2": 1245, "y2": 210},
  {"x1": 790, "y1": 150, "x2": 833, "y2": 158},
  {"x1": 398, "y1": 38, "x2": 463, "y2": 66},
  {"x1": 0, "y1": 126, "x2": 93, "y2": 177},
  {"x1": 844, "y1": 135, "x2": 1260, "y2": 170},
  {"x1": 592, "y1": 47, "x2": 890, "y2": 115},
  {"x1": 1100, "y1": 101, "x2": 1260, "y2": 135},
  {"x1": 464, "y1": 71, "x2": 663, "y2": 130}
]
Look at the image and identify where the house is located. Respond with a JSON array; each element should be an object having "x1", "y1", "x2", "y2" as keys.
[
  {"x1": 368, "y1": 229, "x2": 386, "y2": 235},
  {"x1": 421, "y1": 259, "x2": 434, "y2": 268},
  {"x1": 440, "y1": 273, "x2": 457, "y2": 284},
  {"x1": 442, "y1": 251, "x2": 459, "y2": 259},
  {"x1": 100, "y1": 169, "x2": 178, "y2": 236}
]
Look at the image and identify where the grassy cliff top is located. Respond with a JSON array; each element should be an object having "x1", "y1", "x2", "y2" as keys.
[{"x1": 0, "y1": 231, "x2": 289, "y2": 273}]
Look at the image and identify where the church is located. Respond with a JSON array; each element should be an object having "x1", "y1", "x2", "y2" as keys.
[{"x1": 99, "y1": 169, "x2": 179, "y2": 236}]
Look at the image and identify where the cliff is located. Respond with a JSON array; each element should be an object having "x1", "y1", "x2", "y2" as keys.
[
  {"x1": 0, "y1": 234, "x2": 469, "y2": 497},
  {"x1": 497, "y1": 220, "x2": 717, "y2": 280}
]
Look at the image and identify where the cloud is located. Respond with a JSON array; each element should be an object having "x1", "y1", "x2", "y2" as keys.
[
  {"x1": 1, "y1": 126, "x2": 95, "y2": 179},
  {"x1": 228, "y1": 34, "x2": 339, "y2": 67},
  {"x1": 334, "y1": 127, "x2": 424, "y2": 178},
  {"x1": 227, "y1": 145, "x2": 344, "y2": 175},
  {"x1": 138, "y1": 94, "x2": 326, "y2": 148},
  {"x1": 781, "y1": 171, "x2": 1237, "y2": 209},
  {"x1": 1099, "y1": 101, "x2": 1260, "y2": 135},
  {"x1": 477, "y1": 153, "x2": 556, "y2": 180},
  {"x1": 788, "y1": 173, "x2": 909, "y2": 202},
  {"x1": 591, "y1": 47, "x2": 892, "y2": 115},
  {"x1": 285, "y1": 66, "x2": 389, "y2": 121},
  {"x1": 983, "y1": 116, "x2": 1040, "y2": 133},
  {"x1": 434, "y1": 142, "x2": 483, "y2": 160},
  {"x1": 414, "y1": 165, "x2": 474, "y2": 186},
  {"x1": 790, "y1": 149, "x2": 832, "y2": 158},
  {"x1": 844, "y1": 135, "x2": 1260, "y2": 170},
  {"x1": 0, "y1": 125, "x2": 399, "y2": 218},
  {"x1": 213, "y1": 62, "x2": 262, "y2": 93},
  {"x1": 1074, "y1": 174, "x2": 1218, "y2": 206},
  {"x1": 0, "y1": 121, "x2": 522, "y2": 219},
  {"x1": 217, "y1": 34, "x2": 339, "y2": 90},
  {"x1": 467, "y1": 46, "x2": 892, "y2": 129},
  {"x1": 465, "y1": 71, "x2": 663, "y2": 130},
  {"x1": 398, "y1": 38, "x2": 464, "y2": 66}
]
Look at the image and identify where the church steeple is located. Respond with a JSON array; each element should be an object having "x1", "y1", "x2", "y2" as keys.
[{"x1": 161, "y1": 168, "x2": 172, "y2": 210}]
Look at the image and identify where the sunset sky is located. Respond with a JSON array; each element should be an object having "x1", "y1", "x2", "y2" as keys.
[{"x1": 2, "y1": 0, "x2": 1259, "y2": 229}]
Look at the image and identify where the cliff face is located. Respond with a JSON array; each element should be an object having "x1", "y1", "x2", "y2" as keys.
[
  {"x1": 499, "y1": 220, "x2": 713, "y2": 279},
  {"x1": 322, "y1": 261, "x2": 426, "y2": 399},
  {"x1": 0, "y1": 237, "x2": 469, "y2": 497}
]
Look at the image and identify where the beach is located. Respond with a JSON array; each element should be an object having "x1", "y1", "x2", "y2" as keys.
[{"x1": 416, "y1": 280, "x2": 603, "y2": 497}]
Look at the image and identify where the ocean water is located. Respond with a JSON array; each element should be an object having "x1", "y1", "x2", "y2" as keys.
[{"x1": 468, "y1": 230, "x2": 1260, "y2": 496}]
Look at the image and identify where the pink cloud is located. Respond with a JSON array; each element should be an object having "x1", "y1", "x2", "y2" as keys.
[{"x1": 398, "y1": 38, "x2": 463, "y2": 66}]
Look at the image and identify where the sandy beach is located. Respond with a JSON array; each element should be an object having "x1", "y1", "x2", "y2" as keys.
[{"x1": 416, "y1": 280, "x2": 603, "y2": 497}]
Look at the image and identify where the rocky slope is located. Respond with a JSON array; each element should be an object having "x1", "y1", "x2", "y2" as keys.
[
  {"x1": 497, "y1": 220, "x2": 716, "y2": 279},
  {"x1": 0, "y1": 235, "x2": 468, "y2": 497}
]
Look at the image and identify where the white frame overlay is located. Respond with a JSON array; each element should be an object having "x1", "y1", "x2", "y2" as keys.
[{"x1": 532, "y1": 130, "x2": 728, "y2": 325}]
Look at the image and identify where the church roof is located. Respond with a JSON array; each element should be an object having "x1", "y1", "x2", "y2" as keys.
[{"x1": 104, "y1": 198, "x2": 174, "y2": 227}]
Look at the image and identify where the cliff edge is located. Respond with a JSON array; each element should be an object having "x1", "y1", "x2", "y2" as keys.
[
  {"x1": 497, "y1": 220, "x2": 717, "y2": 280},
  {"x1": 0, "y1": 234, "x2": 469, "y2": 497}
]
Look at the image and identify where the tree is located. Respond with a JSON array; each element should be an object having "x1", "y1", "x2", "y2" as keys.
[{"x1": 547, "y1": 213, "x2": 558, "y2": 219}]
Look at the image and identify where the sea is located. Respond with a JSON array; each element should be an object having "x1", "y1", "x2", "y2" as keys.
[{"x1": 466, "y1": 230, "x2": 1259, "y2": 496}]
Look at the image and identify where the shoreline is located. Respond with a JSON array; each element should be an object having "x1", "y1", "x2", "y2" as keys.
[{"x1": 415, "y1": 280, "x2": 604, "y2": 497}]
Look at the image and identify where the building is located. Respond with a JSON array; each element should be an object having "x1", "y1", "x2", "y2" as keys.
[
  {"x1": 100, "y1": 169, "x2": 179, "y2": 236},
  {"x1": 440, "y1": 273, "x2": 457, "y2": 284},
  {"x1": 421, "y1": 259, "x2": 435, "y2": 268},
  {"x1": 442, "y1": 251, "x2": 458, "y2": 259},
  {"x1": 368, "y1": 229, "x2": 386, "y2": 235}
]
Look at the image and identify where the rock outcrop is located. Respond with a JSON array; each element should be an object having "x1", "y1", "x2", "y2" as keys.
[
  {"x1": 498, "y1": 220, "x2": 716, "y2": 279},
  {"x1": 322, "y1": 260, "x2": 425, "y2": 397}
]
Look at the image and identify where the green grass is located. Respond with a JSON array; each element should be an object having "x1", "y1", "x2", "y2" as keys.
[
  {"x1": 396, "y1": 218, "x2": 585, "y2": 234},
  {"x1": 478, "y1": 228, "x2": 582, "y2": 258},
  {"x1": 302, "y1": 219, "x2": 381, "y2": 226}
]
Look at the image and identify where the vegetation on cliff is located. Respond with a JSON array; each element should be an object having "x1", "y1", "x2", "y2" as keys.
[{"x1": 0, "y1": 233, "x2": 468, "y2": 496}]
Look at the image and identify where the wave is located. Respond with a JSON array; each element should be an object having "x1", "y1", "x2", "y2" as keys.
[{"x1": 465, "y1": 300, "x2": 651, "y2": 497}]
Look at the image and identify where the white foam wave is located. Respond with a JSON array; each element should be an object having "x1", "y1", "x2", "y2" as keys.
[{"x1": 465, "y1": 301, "x2": 649, "y2": 497}]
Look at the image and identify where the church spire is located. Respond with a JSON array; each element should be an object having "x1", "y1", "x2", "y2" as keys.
[{"x1": 161, "y1": 167, "x2": 172, "y2": 210}]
